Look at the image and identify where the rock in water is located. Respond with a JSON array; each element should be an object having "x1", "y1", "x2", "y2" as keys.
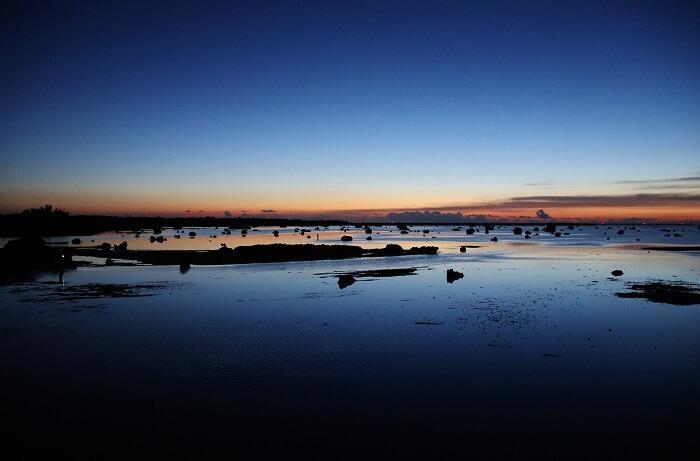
[
  {"x1": 71, "y1": 238, "x2": 81, "y2": 245},
  {"x1": 611, "y1": 270, "x2": 624, "y2": 277},
  {"x1": 446, "y1": 269, "x2": 464, "y2": 283},
  {"x1": 337, "y1": 274, "x2": 356, "y2": 289},
  {"x1": 341, "y1": 235, "x2": 353, "y2": 242},
  {"x1": 513, "y1": 227, "x2": 523, "y2": 235},
  {"x1": 460, "y1": 246, "x2": 466, "y2": 253}
]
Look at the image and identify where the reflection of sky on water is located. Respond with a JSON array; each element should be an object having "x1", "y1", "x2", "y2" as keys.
[{"x1": 1, "y1": 238, "x2": 699, "y2": 449}]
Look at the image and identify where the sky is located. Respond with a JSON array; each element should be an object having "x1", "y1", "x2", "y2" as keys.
[{"x1": 1, "y1": 0, "x2": 699, "y2": 221}]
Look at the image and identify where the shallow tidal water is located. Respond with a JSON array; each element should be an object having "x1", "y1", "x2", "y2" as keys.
[{"x1": 1, "y1": 226, "x2": 700, "y2": 457}]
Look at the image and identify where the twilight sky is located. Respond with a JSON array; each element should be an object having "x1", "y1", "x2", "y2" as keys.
[{"x1": 1, "y1": 0, "x2": 699, "y2": 221}]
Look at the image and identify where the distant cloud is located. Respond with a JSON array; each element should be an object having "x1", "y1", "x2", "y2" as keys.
[
  {"x1": 524, "y1": 182, "x2": 551, "y2": 186},
  {"x1": 536, "y1": 209, "x2": 551, "y2": 219},
  {"x1": 335, "y1": 192, "x2": 700, "y2": 223},
  {"x1": 184, "y1": 209, "x2": 192, "y2": 213},
  {"x1": 614, "y1": 176, "x2": 700, "y2": 185},
  {"x1": 261, "y1": 209, "x2": 276, "y2": 213},
  {"x1": 510, "y1": 194, "x2": 700, "y2": 207},
  {"x1": 223, "y1": 210, "x2": 232, "y2": 218},
  {"x1": 385, "y1": 211, "x2": 493, "y2": 223}
]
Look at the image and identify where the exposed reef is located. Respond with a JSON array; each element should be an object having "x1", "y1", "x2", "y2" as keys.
[
  {"x1": 67, "y1": 243, "x2": 439, "y2": 266},
  {"x1": 615, "y1": 281, "x2": 700, "y2": 306}
]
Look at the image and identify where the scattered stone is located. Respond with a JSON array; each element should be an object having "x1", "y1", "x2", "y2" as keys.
[{"x1": 611, "y1": 270, "x2": 624, "y2": 277}]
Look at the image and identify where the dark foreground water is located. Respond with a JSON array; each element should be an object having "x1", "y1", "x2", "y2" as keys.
[{"x1": 1, "y1": 229, "x2": 699, "y2": 458}]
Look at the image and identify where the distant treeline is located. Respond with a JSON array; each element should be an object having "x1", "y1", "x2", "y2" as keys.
[{"x1": 0, "y1": 206, "x2": 348, "y2": 237}]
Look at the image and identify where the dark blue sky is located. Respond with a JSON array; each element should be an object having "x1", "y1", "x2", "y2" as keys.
[{"x1": 1, "y1": 1, "x2": 698, "y2": 217}]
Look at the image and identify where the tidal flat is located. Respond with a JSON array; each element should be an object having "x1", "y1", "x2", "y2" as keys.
[{"x1": 1, "y1": 224, "x2": 699, "y2": 457}]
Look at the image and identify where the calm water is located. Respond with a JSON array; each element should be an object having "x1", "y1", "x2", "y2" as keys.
[{"x1": 1, "y1": 226, "x2": 699, "y2": 457}]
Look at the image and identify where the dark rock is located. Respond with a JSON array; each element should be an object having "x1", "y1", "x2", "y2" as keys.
[
  {"x1": 341, "y1": 235, "x2": 353, "y2": 242},
  {"x1": 490, "y1": 237, "x2": 498, "y2": 242},
  {"x1": 366, "y1": 236, "x2": 372, "y2": 240},
  {"x1": 544, "y1": 223, "x2": 556, "y2": 233},
  {"x1": 460, "y1": 246, "x2": 466, "y2": 253},
  {"x1": 337, "y1": 274, "x2": 356, "y2": 289},
  {"x1": 273, "y1": 230, "x2": 279, "y2": 237},
  {"x1": 179, "y1": 262, "x2": 191, "y2": 273},
  {"x1": 617, "y1": 229, "x2": 624, "y2": 235},
  {"x1": 100, "y1": 242, "x2": 112, "y2": 250},
  {"x1": 115, "y1": 241, "x2": 127, "y2": 252},
  {"x1": 554, "y1": 232, "x2": 562, "y2": 237},
  {"x1": 611, "y1": 270, "x2": 624, "y2": 277},
  {"x1": 513, "y1": 227, "x2": 523, "y2": 235},
  {"x1": 71, "y1": 238, "x2": 81, "y2": 245},
  {"x1": 189, "y1": 231, "x2": 196, "y2": 237},
  {"x1": 466, "y1": 228, "x2": 475, "y2": 235},
  {"x1": 446, "y1": 268, "x2": 464, "y2": 283}
]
